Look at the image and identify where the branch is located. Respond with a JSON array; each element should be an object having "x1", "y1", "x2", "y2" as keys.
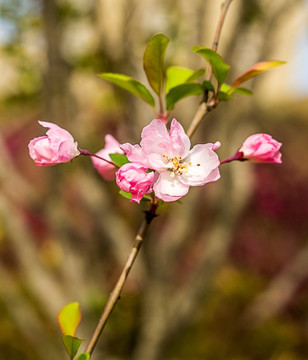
[
  {"x1": 85, "y1": 202, "x2": 159, "y2": 355},
  {"x1": 186, "y1": 0, "x2": 234, "y2": 138}
]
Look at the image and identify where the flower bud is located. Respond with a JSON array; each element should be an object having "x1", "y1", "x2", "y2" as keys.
[
  {"x1": 116, "y1": 163, "x2": 154, "y2": 203},
  {"x1": 28, "y1": 121, "x2": 80, "y2": 166},
  {"x1": 239, "y1": 133, "x2": 282, "y2": 164}
]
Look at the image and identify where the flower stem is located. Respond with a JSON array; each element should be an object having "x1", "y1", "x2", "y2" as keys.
[
  {"x1": 78, "y1": 148, "x2": 118, "y2": 168},
  {"x1": 85, "y1": 201, "x2": 159, "y2": 355},
  {"x1": 220, "y1": 151, "x2": 245, "y2": 164}
]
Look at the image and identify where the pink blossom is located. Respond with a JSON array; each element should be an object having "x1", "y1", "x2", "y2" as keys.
[
  {"x1": 28, "y1": 121, "x2": 80, "y2": 166},
  {"x1": 121, "y1": 119, "x2": 221, "y2": 202},
  {"x1": 239, "y1": 133, "x2": 282, "y2": 163},
  {"x1": 116, "y1": 163, "x2": 155, "y2": 203},
  {"x1": 92, "y1": 135, "x2": 123, "y2": 180}
]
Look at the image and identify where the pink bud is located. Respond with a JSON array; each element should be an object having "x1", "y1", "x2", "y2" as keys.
[
  {"x1": 239, "y1": 133, "x2": 282, "y2": 164},
  {"x1": 92, "y1": 135, "x2": 123, "y2": 181},
  {"x1": 116, "y1": 163, "x2": 154, "y2": 203},
  {"x1": 28, "y1": 121, "x2": 80, "y2": 166}
]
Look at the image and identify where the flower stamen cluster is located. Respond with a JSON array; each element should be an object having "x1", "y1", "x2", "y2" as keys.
[{"x1": 163, "y1": 155, "x2": 193, "y2": 177}]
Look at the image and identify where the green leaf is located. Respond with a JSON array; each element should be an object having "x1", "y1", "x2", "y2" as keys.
[
  {"x1": 232, "y1": 87, "x2": 253, "y2": 96},
  {"x1": 230, "y1": 60, "x2": 286, "y2": 91},
  {"x1": 221, "y1": 83, "x2": 253, "y2": 96},
  {"x1": 217, "y1": 91, "x2": 232, "y2": 101},
  {"x1": 62, "y1": 335, "x2": 83, "y2": 359},
  {"x1": 58, "y1": 302, "x2": 81, "y2": 337},
  {"x1": 165, "y1": 66, "x2": 204, "y2": 94},
  {"x1": 143, "y1": 33, "x2": 169, "y2": 96},
  {"x1": 109, "y1": 153, "x2": 129, "y2": 167},
  {"x1": 98, "y1": 73, "x2": 155, "y2": 107},
  {"x1": 76, "y1": 353, "x2": 90, "y2": 360},
  {"x1": 202, "y1": 80, "x2": 215, "y2": 92},
  {"x1": 186, "y1": 68, "x2": 205, "y2": 82},
  {"x1": 193, "y1": 46, "x2": 230, "y2": 87},
  {"x1": 119, "y1": 190, "x2": 150, "y2": 202},
  {"x1": 119, "y1": 190, "x2": 132, "y2": 200},
  {"x1": 166, "y1": 83, "x2": 203, "y2": 111}
]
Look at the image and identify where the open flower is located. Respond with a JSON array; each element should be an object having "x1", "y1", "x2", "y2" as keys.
[
  {"x1": 116, "y1": 163, "x2": 155, "y2": 203},
  {"x1": 28, "y1": 121, "x2": 80, "y2": 166},
  {"x1": 92, "y1": 135, "x2": 123, "y2": 181},
  {"x1": 121, "y1": 119, "x2": 221, "y2": 202},
  {"x1": 239, "y1": 133, "x2": 282, "y2": 163}
]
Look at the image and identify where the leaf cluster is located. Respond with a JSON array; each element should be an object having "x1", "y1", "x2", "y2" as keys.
[{"x1": 98, "y1": 33, "x2": 285, "y2": 117}]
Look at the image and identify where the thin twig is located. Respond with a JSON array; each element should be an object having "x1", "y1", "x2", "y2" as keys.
[
  {"x1": 84, "y1": 1, "x2": 234, "y2": 355},
  {"x1": 85, "y1": 202, "x2": 158, "y2": 355},
  {"x1": 186, "y1": 0, "x2": 234, "y2": 138},
  {"x1": 78, "y1": 148, "x2": 118, "y2": 168}
]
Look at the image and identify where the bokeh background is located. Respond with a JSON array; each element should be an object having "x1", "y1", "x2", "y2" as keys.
[{"x1": 1, "y1": 0, "x2": 308, "y2": 359}]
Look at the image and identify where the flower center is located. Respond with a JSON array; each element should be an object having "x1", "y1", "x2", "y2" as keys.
[{"x1": 163, "y1": 155, "x2": 193, "y2": 176}]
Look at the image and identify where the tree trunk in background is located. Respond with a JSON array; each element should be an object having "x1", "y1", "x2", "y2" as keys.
[{"x1": 42, "y1": 0, "x2": 71, "y2": 125}]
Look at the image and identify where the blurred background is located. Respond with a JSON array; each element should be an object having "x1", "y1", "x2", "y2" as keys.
[{"x1": 1, "y1": 0, "x2": 308, "y2": 359}]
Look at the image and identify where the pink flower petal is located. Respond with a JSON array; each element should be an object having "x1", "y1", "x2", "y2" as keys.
[
  {"x1": 169, "y1": 118, "x2": 191, "y2": 158},
  {"x1": 180, "y1": 144, "x2": 220, "y2": 186},
  {"x1": 153, "y1": 172, "x2": 189, "y2": 202},
  {"x1": 140, "y1": 119, "x2": 174, "y2": 157}
]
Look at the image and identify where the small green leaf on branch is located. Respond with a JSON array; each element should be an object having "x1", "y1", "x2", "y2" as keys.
[
  {"x1": 58, "y1": 302, "x2": 81, "y2": 337},
  {"x1": 202, "y1": 80, "x2": 215, "y2": 92},
  {"x1": 62, "y1": 335, "x2": 84, "y2": 359},
  {"x1": 165, "y1": 66, "x2": 204, "y2": 94},
  {"x1": 193, "y1": 46, "x2": 230, "y2": 87},
  {"x1": 229, "y1": 60, "x2": 286, "y2": 91},
  {"x1": 98, "y1": 73, "x2": 155, "y2": 107},
  {"x1": 221, "y1": 83, "x2": 253, "y2": 96},
  {"x1": 119, "y1": 190, "x2": 150, "y2": 202},
  {"x1": 217, "y1": 91, "x2": 232, "y2": 101},
  {"x1": 109, "y1": 154, "x2": 129, "y2": 167},
  {"x1": 143, "y1": 33, "x2": 169, "y2": 96},
  {"x1": 166, "y1": 83, "x2": 204, "y2": 111},
  {"x1": 76, "y1": 353, "x2": 91, "y2": 360}
]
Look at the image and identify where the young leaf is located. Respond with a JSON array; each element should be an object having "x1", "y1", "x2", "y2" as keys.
[
  {"x1": 109, "y1": 153, "x2": 129, "y2": 167},
  {"x1": 119, "y1": 190, "x2": 150, "y2": 202},
  {"x1": 166, "y1": 83, "x2": 203, "y2": 111},
  {"x1": 230, "y1": 61, "x2": 286, "y2": 91},
  {"x1": 217, "y1": 91, "x2": 232, "y2": 101},
  {"x1": 119, "y1": 190, "x2": 132, "y2": 200},
  {"x1": 165, "y1": 66, "x2": 204, "y2": 94},
  {"x1": 186, "y1": 68, "x2": 206, "y2": 82},
  {"x1": 98, "y1": 73, "x2": 155, "y2": 107},
  {"x1": 221, "y1": 83, "x2": 253, "y2": 96},
  {"x1": 193, "y1": 46, "x2": 230, "y2": 87},
  {"x1": 58, "y1": 302, "x2": 81, "y2": 337},
  {"x1": 76, "y1": 353, "x2": 91, "y2": 360},
  {"x1": 62, "y1": 335, "x2": 83, "y2": 360},
  {"x1": 202, "y1": 80, "x2": 215, "y2": 92},
  {"x1": 143, "y1": 33, "x2": 169, "y2": 96},
  {"x1": 232, "y1": 87, "x2": 253, "y2": 96}
]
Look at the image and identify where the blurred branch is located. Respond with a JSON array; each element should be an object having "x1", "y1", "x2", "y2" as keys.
[
  {"x1": 243, "y1": 243, "x2": 308, "y2": 325},
  {"x1": 186, "y1": 0, "x2": 233, "y2": 138},
  {"x1": 85, "y1": 201, "x2": 159, "y2": 355}
]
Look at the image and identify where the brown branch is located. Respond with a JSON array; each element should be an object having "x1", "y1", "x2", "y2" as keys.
[
  {"x1": 85, "y1": 202, "x2": 158, "y2": 355},
  {"x1": 186, "y1": 0, "x2": 234, "y2": 139}
]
